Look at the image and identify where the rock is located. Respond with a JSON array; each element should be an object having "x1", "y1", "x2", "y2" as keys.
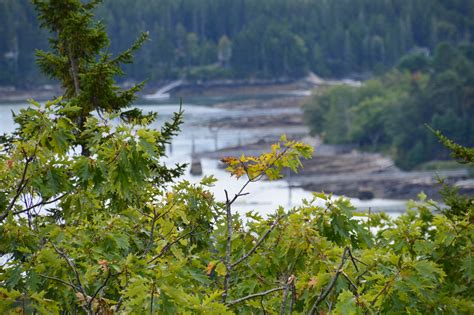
[{"x1": 358, "y1": 189, "x2": 374, "y2": 200}]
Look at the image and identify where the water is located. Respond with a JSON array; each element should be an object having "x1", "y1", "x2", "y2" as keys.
[{"x1": 0, "y1": 96, "x2": 407, "y2": 215}]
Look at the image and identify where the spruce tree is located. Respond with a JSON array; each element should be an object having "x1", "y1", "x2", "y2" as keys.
[{"x1": 32, "y1": 0, "x2": 151, "y2": 149}]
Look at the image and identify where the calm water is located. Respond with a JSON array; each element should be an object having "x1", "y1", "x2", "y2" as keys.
[{"x1": 0, "y1": 96, "x2": 406, "y2": 215}]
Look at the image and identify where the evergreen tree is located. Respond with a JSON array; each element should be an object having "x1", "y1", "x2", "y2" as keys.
[{"x1": 33, "y1": 0, "x2": 150, "y2": 137}]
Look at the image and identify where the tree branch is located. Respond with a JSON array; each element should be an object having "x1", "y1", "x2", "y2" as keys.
[
  {"x1": 279, "y1": 284, "x2": 290, "y2": 315},
  {"x1": 147, "y1": 230, "x2": 193, "y2": 264},
  {"x1": 289, "y1": 282, "x2": 296, "y2": 315},
  {"x1": 12, "y1": 193, "x2": 68, "y2": 216},
  {"x1": 1, "y1": 153, "x2": 32, "y2": 222},
  {"x1": 232, "y1": 215, "x2": 283, "y2": 268},
  {"x1": 39, "y1": 274, "x2": 80, "y2": 291},
  {"x1": 143, "y1": 200, "x2": 177, "y2": 255},
  {"x1": 49, "y1": 240, "x2": 91, "y2": 313},
  {"x1": 370, "y1": 270, "x2": 400, "y2": 307},
  {"x1": 341, "y1": 271, "x2": 359, "y2": 297},
  {"x1": 88, "y1": 269, "x2": 112, "y2": 310},
  {"x1": 309, "y1": 247, "x2": 351, "y2": 315},
  {"x1": 223, "y1": 189, "x2": 233, "y2": 303},
  {"x1": 227, "y1": 286, "x2": 286, "y2": 307}
]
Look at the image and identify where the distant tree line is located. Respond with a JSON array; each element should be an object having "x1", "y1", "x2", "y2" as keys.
[
  {"x1": 304, "y1": 43, "x2": 474, "y2": 169},
  {"x1": 1, "y1": 0, "x2": 474, "y2": 87}
]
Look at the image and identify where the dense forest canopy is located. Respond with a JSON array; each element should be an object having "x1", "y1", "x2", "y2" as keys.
[{"x1": 1, "y1": 0, "x2": 474, "y2": 86}]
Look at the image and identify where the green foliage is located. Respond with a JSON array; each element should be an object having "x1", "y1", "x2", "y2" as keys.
[
  {"x1": 33, "y1": 0, "x2": 150, "y2": 131},
  {"x1": 3, "y1": 102, "x2": 472, "y2": 313},
  {"x1": 304, "y1": 43, "x2": 474, "y2": 169},
  {"x1": 431, "y1": 127, "x2": 474, "y2": 164},
  {"x1": 1, "y1": 1, "x2": 473, "y2": 314},
  {"x1": 2, "y1": 0, "x2": 474, "y2": 84}
]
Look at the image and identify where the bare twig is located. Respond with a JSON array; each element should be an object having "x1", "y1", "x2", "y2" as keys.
[
  {"x1": 289, "y1": 282, "x2": 296, "y2": 315},
  {"x1": 150, "y1": 282, "x2": 156, "y2": 315},
  {"x1": 221, "y1": 144, "x2": 295, "y2": 303},
  {"x1": 280, "y1": 274, "x2": 295, "y2": 315},
  {"x1": 12, "y1": 193, "x2": 68, "y2": 216},
  {"x1": 260, "y1": 296, "x2": 267, "y2": 314},
  {"x1": 279, "y1": 284, "x2": 290, "y2": 315},
  {"x1": 115, "y1": 276, "x2": 130, "y2": 313},
  {"x1": 347, "y1": 249, "x2": 360, "y2": 272},
  {"x1": 49, "y1": 240, "x2": 91, "y2": 314},
  {"x1": 227, "y1": 286, "x2": 286, "y2": 307}
]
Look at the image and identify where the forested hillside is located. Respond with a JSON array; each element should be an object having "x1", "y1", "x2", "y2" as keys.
[
  {"x1": 304, "y1": 43, "x2": 474, "y2": 169},
  {"x1": 1, "y1": 0, "x2": 474, "y2": 86}
]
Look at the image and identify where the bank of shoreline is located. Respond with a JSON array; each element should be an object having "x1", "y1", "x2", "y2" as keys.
[
  {"x1": 199, "y1": 138, "x2": 474, "y2": 201},
  {"x1": 0, "y1": 78, "x2": 314, "y2": 102},
  {"x1": 195, "y1": 95, "x2": 474, "y2": 201},
  {"x1": 3, "y1": 83, "x2": 471, "y2": 202}
]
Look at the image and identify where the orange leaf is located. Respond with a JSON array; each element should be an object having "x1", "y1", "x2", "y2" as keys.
[{"x1": 206, "y1": 261, "x2": 216, "y2": 276}]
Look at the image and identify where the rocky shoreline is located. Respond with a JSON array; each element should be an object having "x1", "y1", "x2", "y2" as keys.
[
  {"x1": 199, "y1": 138, "x2": 474, "y2": 201},
  {"x1": 195, "y1": 93, "x2": 474, "y2": 201}
]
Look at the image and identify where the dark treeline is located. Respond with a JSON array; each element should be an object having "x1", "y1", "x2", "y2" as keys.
[
  {"x1": 304, "y1": 43, "x2": 474, "y2": 169},
  {"x1": 1, "y1": 0, "x2": 474, "y2": 87}
]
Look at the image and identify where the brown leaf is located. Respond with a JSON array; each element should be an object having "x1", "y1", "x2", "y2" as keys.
[
  {"x1": 98, "y1": 259, "x2": 109, "y2": 272},
  {"x1": 307, "y1": 276, "x2": 318, "y2": 288}
]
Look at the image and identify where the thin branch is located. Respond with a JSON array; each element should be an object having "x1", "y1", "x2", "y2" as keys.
[
  {"x1": 88, "y1": 269, "x2": 112, "y2": 310},
  {"x1": 223, "y1": 190, "x2": 233, "y2": 303},
  {"x1": 39, "y1": 274, "x2": 90, "y2": 314},
  {"x1": 309, "y1": 247, "x2": 351, "y2": 315},
  {"x1": 227, "y1": 286, "x2": 286, "y2": 307},
  {"x1": 39, "y1": 274, "x2": 80, "y2": 291},
  {"x1": 115, "y1": 277, "x2": 130, "y2": 313},
  {"x1": 12, "y1": 193, "x2": 68, "y2": 216},
  {"x1": 341, "y1": 271, "x2": 359, "y2": 297},
  {"x1": 150, "y1": 282, "x2": 156, "y2": 315},
  {"x1": 229, "y1": 181, "x2": 252, "y2": 205},
  {"x1": 347, "y1": 249, "x2": 360, "y2": 272},
  {"x1": 1, "y1": 154, "x2": 32, "y2": 222},
  {"x1": 221, "y1": 145, "x2": 293, "y2": 303},
  {"x1": 280, "y1": 274, "x2": 296, "y2": 315},
  {"x1": 370, "y1": 270, "x2": 400, "y2": 307},
  {"x1": 232, "y1": 215, "x2": 282, "y2": 268},
  {"x1": 289, "y1": 283, "x2": 296, "y2": 315},
  {"x1": 49, "y1": 241, "x2": 89, "y2": 308},
  {"x1": 147, "y1": 230, "x2": 193, "y2": 264},
  {"x1": 144, "y1": 200, "x2": 178, "y2": 255},
  {"x1": 260, "y1": 296, "x2": 267, "y2": 315}
]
